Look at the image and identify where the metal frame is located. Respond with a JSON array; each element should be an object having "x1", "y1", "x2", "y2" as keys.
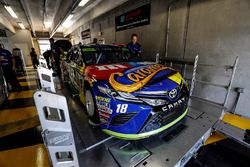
[
  {"x1": 164, "y1": 56, "x2": 250, "y2": 148},
  {"x1": 34, "y1": 91, "x2": 79, "y2": 167},
  {"x1": 37, "y1": 66, "x2": 56, "y2": 93},
  {"x1": 161, "y1": 56, "x2": 239, "y2": 112},
  {"x1": 158, "y1": 55, "x2": 239, "y2": 167}
]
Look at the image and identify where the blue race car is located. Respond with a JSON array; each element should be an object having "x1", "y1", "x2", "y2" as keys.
[{"x1": 66, "y1": 44, "x2": 189, "y2": 140}]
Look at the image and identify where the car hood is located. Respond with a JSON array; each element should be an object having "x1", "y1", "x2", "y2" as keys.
[
  {"x1": 109, "y1": 64, "x2": 183, "y2": 94},
  {"x1": 85, "y1": 63, "x2": 133, "y2": 80},
  {"x1": 84, "y1": 62, "x2": 155, "y2": 80}
]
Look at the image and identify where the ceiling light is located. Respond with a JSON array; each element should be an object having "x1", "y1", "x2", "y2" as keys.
[
  {"x1": 4, "y1": 5, "x2": 18, "y2": 18},
  {"x1": 44, "y1": 21, "x2": 52, "y2": 28},
  {"x1": 18, "y1": 23, "x2": 25, "y2": 29},
  {"x1": 62, "y1": 14, "x2": 74, "y2": 28},
  {"x1": 57, "y1": 26, "x2": 63, "y2": 32},
  {"x1": 78, "y1": 0, "x2": 89, "y2": 7}
]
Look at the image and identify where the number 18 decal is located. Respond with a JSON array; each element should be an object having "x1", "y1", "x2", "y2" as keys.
[{"x1": 116, "y1": 104, "x2": 128, "y2": 113}]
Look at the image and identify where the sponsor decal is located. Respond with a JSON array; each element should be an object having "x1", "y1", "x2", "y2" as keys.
[
  {"x1": 95, "y1": 64, "x2": 127, "y2": 71},
  {"x1": 96, "y1": 96, "x2": 110, "y2": 103},
  {"x1": 96, "y1": 96, "x2": 113, "y2": 114},
  {"x1": 162, "y1": 97, "x2": 186, "y2": 112},
  {"x1": 100, "y1": 117, "x2": 108, "y2": 125},
  {"x1": 115, "y1": 4, "x2": 151, "y2": 31},
  {"x1": 48, "y1": 133, "x2": 71, "y2": 145},
  {"x1": 99, "y1": 112, "x2": 110, "y2": 119},
  {"x1": 98, "y1": 105, "x2": 112, "y2": 114},
  {"x1": 109, "y1": 64, "x2": 167, "y2": 93}
]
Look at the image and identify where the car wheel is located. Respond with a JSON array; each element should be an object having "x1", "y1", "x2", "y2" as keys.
[{"x1": 85, "y1": 89, "x2": 100, "y2": 125}]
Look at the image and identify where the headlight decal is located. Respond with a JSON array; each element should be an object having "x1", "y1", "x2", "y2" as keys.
[
  {"x1": 98, "y1": 86, "x2": 143, "y2": 103},
  {"x1": 140, "y1": 98, "x2": 168, "y2": 106}
]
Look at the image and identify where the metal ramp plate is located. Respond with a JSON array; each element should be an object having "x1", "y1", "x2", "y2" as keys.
[
  {"x1": 109, "y1": 140, "x2": 151, "y2": 167},
  {"x1": 136, "y1": 100, "x2": 221, "y2": 167}
]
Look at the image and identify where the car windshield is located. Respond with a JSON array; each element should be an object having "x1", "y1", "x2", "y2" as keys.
[{"x1": 81, "y1": 47, "x2": 140, "y2": 65}]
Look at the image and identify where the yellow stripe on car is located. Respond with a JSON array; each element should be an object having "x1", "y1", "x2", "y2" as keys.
[{"x1": 168, "y1": 72, "x2": 182, "y2": 85}]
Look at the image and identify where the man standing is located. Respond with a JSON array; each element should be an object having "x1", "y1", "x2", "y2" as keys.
[
  {"x1": 0, "y1": 44, "x2": 21, "y2": 91},
  {"x1": 43, "y1": 50, "x2": 51, "y2": 69},
  {"x1": 127, "y1": 34, "x2": 142, "y2": 60},
  {"x1": 30, "y1": 48, "x2": 39, "y2": 69},
  {"x1": 49, "y1": 38, "x2": 61, "y2": 77}
]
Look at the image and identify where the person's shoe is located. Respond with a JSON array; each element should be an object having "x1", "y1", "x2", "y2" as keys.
[{"x1": 52, "y1": 73, "x2": 57, "y2": 77}]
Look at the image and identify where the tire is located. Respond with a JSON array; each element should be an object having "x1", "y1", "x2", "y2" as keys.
[{"x1": 85, "y1": 88, "x2": 100, "y2": 124}]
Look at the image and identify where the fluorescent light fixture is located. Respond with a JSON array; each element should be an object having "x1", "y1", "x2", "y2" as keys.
[
  {"x1": 44, "y1": 21, "x2": 52, "y2": 28},
  {"x1": 62, "y1": 14, "x2": 74, "y2": 28},
  {"x1": 78, "y1": 0, "x2": 89, "y2": 7},
  {"x1": 4, "y1": 5, "x2": 18, "y2": 18},
  {"x1": 18, "y1": 23, "x2": 25, "y2": 29},
  {"x1": 57, "y1": 26, "x2": 63, "y2": 32}
]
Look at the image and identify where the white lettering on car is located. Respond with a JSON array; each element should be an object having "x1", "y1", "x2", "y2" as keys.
[
  {"x1": 95, "y1": 64, "x2": 127, "y2": 70},
  {"x1": 162, "y1": 97, "x2": 186, "y2": 112},
  {"x1": 106, "y1": 65, "x2": 119, "y2": 69},
  {"x1": 116, "y1": 104, "x2": 128, "y2": 113},
  {"x1": 115, "y1": 64, "x2": 127, "y2": 68},
  {"x1": 95, "y1": 66, "x2": 108, "y2": 70}
]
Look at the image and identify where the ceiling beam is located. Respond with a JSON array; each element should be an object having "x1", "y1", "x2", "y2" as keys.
[
  {"x1": 0, "y1": 13, "x2": 16, "y2": 33},
  {"x1": 50, "y1": 0, "x2": 82, "y2": 38},
  {"x1": 20, "y1": 0, "x2": 35, "y2": 36}
]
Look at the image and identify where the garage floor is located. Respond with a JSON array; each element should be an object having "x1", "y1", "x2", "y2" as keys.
[
  {"x1": 0, "y1": 67, "x2": 50, "y2": 167},
  {"x1": 0, "y1": 69, "x2": 250, "y2": 167}
]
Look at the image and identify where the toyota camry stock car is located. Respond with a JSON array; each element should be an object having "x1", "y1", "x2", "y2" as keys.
[{"x1": 64, "y1": 44, "x2": 189, "y2": 140}]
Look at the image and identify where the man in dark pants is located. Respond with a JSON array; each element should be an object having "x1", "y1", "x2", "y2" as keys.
[
  {"x1": 127, "y1": 33, "x2": 142, "y2": 60},
  {"x1": 43, "y1": 50, "x2": 51, "y2": 69},
  {"x1": 0, "y1": 44, "x2": 21, "y2": 91},
  {"x1": 49, "y1": 38, "x2": 61, "y2": 77},
  {"x1": 30, "y1": 48, "x2": 39, "y2": 69}
]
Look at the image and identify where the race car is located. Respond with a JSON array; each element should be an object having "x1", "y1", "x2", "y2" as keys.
[{"x1": 65, "y1": 44, "x2": 189, "y2": 140}]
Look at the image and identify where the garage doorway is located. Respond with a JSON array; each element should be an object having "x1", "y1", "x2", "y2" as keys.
[{"x1": 38, "y1": 39, "x2": 51, "y2": 54}]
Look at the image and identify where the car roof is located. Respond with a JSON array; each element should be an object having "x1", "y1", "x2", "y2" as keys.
[
  {"x1": 76, "y1": 44, "x2": 129, "y2": 53},
  {"x1": 80, "y1": 44, "x2": 121, "y2": 48}
]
